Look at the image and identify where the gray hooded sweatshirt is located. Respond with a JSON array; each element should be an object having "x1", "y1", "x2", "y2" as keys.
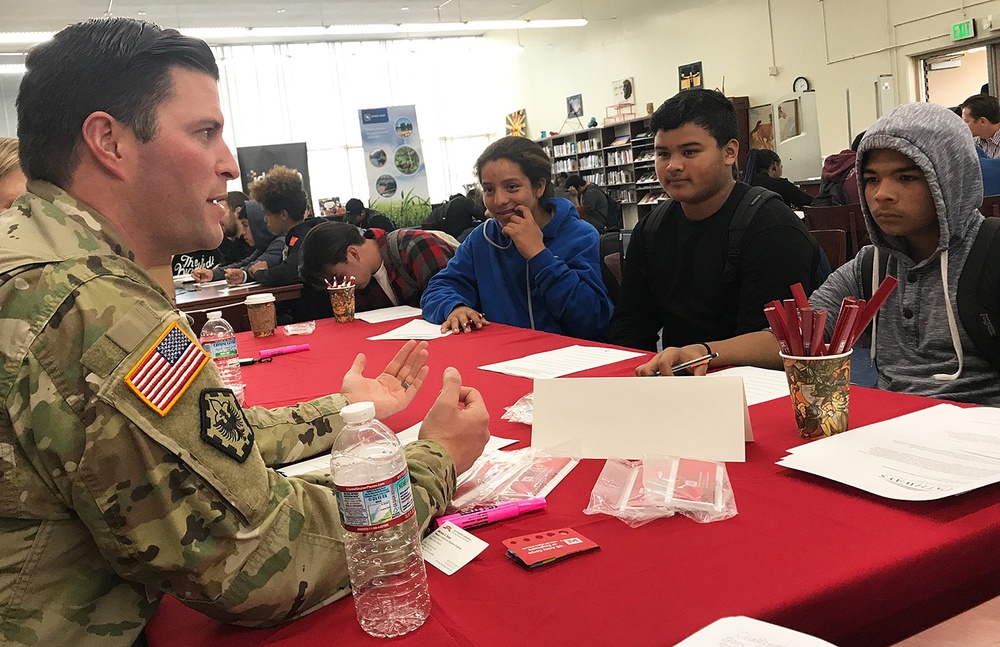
[{"x1": 808, "y1": 102, "x2": 998, "y2": 406}]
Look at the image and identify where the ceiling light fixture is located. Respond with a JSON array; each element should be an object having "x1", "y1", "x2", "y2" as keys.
[{"x1": 0, "y1": 18, "x2": 586, "y2": 49}]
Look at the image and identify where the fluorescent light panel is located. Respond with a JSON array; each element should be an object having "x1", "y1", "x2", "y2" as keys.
[{"x1": 0, "y1": 18, "x2": 586, "y2": 47}]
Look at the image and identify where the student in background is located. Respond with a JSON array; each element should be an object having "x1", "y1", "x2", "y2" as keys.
[
  {"x1": 344, "y1": 197, "x2": 396, "y2": 231},
  {"x1": 641, "y1": 103, "x2": 999, "y2": 406},
  {"x1": 960, "y1": 93, "x2": 1000, "y2": 159},
  {"x1": 749, "y1": 149, "x2": 814, "y2": 208},
  {"x1": 565, "y1": 173, "x2": 610, "y2": 232},
  {"x1": 609, "y1": 89, "x2": 823, "y2": 352},
  {"x1": 300, "y1": 221, "x2": 457, "y2": 311},
  {"x1": 237, "y1": 164, "x2": 323, "y2": 287},
  {"x1": 811, "y1": 131, "x2": 863, "y2": 207},
  {"x1": 0, "y1": 138, "x2": 26, "y2": 210},
  {"x1": 192, "y1": 199, "x2": 284, "y2": 283},
  {"x1": 421, "y1": 136, "x2": 612, "y2": 341}
]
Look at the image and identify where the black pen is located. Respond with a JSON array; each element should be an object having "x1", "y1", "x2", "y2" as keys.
[{"x1": 648, "y1": 352, "x2": 719, "y2": 376}]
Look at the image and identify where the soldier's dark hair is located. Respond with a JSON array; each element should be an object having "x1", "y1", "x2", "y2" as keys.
[
  {"x1": 249, "y1": 165, "x2": 308, "y2": 222},
  {"x1": 299, "y1": 221, "x2": 365, "y2": 287},
  {"x1": 650, "y1": 89, "x2": 738, "y2": 147},
  {"x1": 960, "y1": 93, "x2": 1000, "y2": 124},
  {"x1": 17, "y1": 17, "x2": 218, "y2": 187},
  {"x1": 475, "y1": 136, "x2": 554, "y2": 201}
]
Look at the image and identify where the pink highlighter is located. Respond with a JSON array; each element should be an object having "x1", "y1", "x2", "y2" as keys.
[
  {"x1": 434, "y1": 497, "x2": 546, "y2": 530},
  {"x1": 258, "y1": 343, "x2": 310, "y2": 359}
]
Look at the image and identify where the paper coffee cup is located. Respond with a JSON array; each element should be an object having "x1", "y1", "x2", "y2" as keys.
[{"x1": 245, "y1": 293, "x2": 277, "y2": 337}]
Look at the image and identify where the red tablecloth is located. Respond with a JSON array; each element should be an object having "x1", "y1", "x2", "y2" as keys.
[{"x1": 146, "y1": 318, "x2": 1000, "y2": 647}]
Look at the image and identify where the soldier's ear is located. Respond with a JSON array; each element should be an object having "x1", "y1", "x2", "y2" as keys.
[{"x1": 80, "y1": 112, "x2": 132, "y2": 181}]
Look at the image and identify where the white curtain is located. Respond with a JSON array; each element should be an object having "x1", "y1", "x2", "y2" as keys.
[{"x1": 214, "y1": 37, "x2": 514, "y2": 210}]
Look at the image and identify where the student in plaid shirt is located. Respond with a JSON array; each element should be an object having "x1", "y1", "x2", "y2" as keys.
[{"x1": 300, "y1": 221, "x2": 457, "y2": 311}]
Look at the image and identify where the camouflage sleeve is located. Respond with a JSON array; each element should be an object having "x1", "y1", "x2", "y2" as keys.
[
  {"x1": 244, "y1": 394, "x2": 349, "y2": 466},
  {"x1": 20, "y1": 273, "x2": 454, "y2": 628}
]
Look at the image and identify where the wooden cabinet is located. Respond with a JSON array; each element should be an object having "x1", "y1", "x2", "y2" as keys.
[{"x1": 536, "y1": 96, "x2": 750, "y2": 230}]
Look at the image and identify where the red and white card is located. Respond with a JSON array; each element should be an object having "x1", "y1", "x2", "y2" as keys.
[{"x1": 503, "y1": 527, "x2": 599, "y2": 569}]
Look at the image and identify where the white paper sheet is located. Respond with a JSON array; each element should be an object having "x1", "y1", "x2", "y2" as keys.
[
  {"x1": 355, "y1": 306, "x2": 423, "y2": 324},
  {"x1": 675, "y1": 616, "x2": 835, "y2": 646},
  {"x1": 276, "y1": 422, "x2": 516, "y2": 478},
  {"x1": 367, "y1": 318, "x2": 452, "y2": 341},
  {"x1": 778, "y1": 404, "x2": 1000, "y2": 500},
  {"x1": 713, "y1": 366, "x2": 790, "y2": 406},
  {"x1": 421, "y1": 523, "x2": 489, "y2": 575},
  {"x1": 478, "y1": 345, "x2": 644, "y2": 379},
  {"x1": 531, "y1": 376, "x2": 751, "y2": 461}
]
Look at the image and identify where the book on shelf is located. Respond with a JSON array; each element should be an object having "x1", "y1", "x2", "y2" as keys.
[{"x1": 608, "y1": 135, "x2": 630, "y2": 147}]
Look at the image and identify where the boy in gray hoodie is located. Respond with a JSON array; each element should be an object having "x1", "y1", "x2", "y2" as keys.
[{"x1": 637, "y1": 102, "x2": 999, "y2": 406}]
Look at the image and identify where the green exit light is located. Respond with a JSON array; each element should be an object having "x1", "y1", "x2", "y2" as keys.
[{"x1": 952, "y1": 19, "x2": 976, "y2": 41}]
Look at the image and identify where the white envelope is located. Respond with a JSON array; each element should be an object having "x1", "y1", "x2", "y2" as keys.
[{"x1": 531, "y1": 375, "x2": 752, "y2": 461}]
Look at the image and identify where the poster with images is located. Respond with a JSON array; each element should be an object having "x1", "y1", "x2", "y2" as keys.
[
  {"x1": 749, "y1": 104, "x2": 775, "y2": 150},
  {"x1": 567, "y1": 94, "x2": 584, "y2": 118},
  {"x1": 612, "y1": 78, "x2": 635, "y2": 105},
  {"x1": 778, "y1": 99, "x2": 801, "y2": 140},
  {"x1": 358, "y1": 104, "x2": 431, "y2": 226},
  {"x1": 506, "y1": 109, "x2": 528, "y2": 137},
  {"x1": 678, "y1": 62, "x2": 703, "y2": 91}
]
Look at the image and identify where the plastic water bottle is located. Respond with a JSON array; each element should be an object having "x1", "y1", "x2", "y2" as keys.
[
  {"x1": 199, "y1": 311, "x2": 243, "y2": 395},
  {"x1": 331, "y1": 401, "x2": 431, "y2": 638}
]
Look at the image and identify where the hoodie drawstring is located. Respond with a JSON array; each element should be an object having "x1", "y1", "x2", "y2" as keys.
[
  {"x1": 870, "y1": 247, "x2": 880, "y2": 368},
  {"x1": 933, "y1": 248, "x2": 965, "y2": 381}
]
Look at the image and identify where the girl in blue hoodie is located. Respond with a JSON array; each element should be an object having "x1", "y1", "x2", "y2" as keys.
[{"x1": 421, "y1": 136, "x2": 612, "y2": 341}]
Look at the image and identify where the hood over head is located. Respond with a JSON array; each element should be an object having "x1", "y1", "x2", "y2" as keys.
[
  {"x1": 244, "y1": 199, "x2": 278, "y2": 253},
  {"x1": 856, "y1": 102, "x2": 983, "y2": 264},
  {"x1": 821, "y1": 149, "x2": 856, "y2": 179},
  {"x1": 857, "y1": 102, "x2": 984, "y2": 383}
]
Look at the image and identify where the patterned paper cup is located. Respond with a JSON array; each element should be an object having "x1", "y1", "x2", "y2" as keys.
[
  {"x1": 244, "y1": 293, "x2": 276, "y2": 337},
  {"x1": 328, "y1": 285, "x2": 356, "y2": 323},
  {"x1": 780, "y1": 349, "x2": 852, "y2": 440}
]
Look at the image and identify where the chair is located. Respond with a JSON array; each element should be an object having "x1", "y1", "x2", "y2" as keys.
[
  {"x1": 802, "y1": 205, "x2": 870, "y2": 260},
  {"x1": 980, "y1": 194, "x2": 1000, "y2": 218},
  {"x1": 810, "y1": 229, "x2": 848, "y2": 271}
]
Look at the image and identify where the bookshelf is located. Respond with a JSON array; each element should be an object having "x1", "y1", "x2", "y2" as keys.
[{"x1": 536, "y1": 96, "x2": 750, "y2": 230}]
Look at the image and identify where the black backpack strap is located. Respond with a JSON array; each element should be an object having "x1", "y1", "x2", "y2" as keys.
[
  {"x1": 958, "y1": 217, "x2": 1000, "y2": 372},
  {"x1": 722, "y1": 186, "x2": 779, "y2": 282},
  {"x1": 638, "y1": 199, "x2": 671, "y2": 273}
]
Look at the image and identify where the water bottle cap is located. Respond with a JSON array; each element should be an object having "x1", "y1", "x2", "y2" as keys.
[
  {"x1": 207, "y1": 311, "x2": 222, "y2": 319},
  {"x1": 341, "y1": 401, "x2": 376, "y2": 423}
]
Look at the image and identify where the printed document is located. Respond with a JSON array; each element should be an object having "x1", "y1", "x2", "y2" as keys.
[
  {"x1": 478, "y1": 345, "x2": 643, "y2": 379},
  {"x1": 778, "y1": 404, "x2": 1000, "y2": 500},
  {"x1": 367, "y1": 318, "x2": 451, "y2": 341},
  {"x1": 676, "y1": 616, "x2": 835, "y2": 646},
  {"x1": 355, "y1": 305, "x2": 423, "y2": 324},
  {"x1": 713, "y1": 366, "x2": 790, "y2": 405}
]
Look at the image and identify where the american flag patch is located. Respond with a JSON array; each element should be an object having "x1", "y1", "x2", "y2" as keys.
[{"x1": 124, "y1": 323, "x2": 209, "y2": 416}]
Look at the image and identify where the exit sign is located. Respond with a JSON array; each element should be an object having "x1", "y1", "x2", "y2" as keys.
[{"x1": 953, "y1": 19, "x2": 976, "y2": 41}]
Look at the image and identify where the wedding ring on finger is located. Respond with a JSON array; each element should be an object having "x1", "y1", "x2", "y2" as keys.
[{"x1": 401, "y1": 380, "x2": 411, "y2": 390}]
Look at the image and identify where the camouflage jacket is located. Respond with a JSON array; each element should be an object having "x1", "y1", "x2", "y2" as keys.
[{"x1": 0, "y1": 182, "x2": 456, "y2": 646}]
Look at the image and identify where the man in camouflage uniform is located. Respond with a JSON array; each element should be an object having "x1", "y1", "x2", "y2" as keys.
[{"x1": 0, "y1": 17, "x2": 489, "y2": 646}]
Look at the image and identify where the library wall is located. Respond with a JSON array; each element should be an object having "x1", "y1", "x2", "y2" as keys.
[{"x1": 493, "y1": 0, "x2": 1000, "y2": 158}]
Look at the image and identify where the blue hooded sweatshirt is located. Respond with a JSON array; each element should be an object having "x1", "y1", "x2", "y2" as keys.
[{"x1": 421, "y1": 197, "x2": 612, "y2": 341}]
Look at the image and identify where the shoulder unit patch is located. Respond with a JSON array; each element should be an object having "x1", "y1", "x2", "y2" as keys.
[{"x1": 199, "y1": 388, "x2": 255, "y2": 463}]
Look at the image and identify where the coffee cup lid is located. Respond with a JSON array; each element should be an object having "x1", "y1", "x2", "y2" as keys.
[{"x1": 244, "y1": 293, "x2": 276, "y2": 305}]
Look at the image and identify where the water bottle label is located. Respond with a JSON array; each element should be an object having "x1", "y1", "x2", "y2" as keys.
[
  {"x1": 203, "y1": 337, "x2": 238, "y2": 359},
  {"x1": 334, "y1": 468, "x2": 415, "y2": 533}
]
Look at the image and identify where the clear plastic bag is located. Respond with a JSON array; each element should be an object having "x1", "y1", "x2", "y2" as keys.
[
  {"x1": 584, "y1": 455, "x2": 737, "y2": 527},
  {"x1": 641, "y1": 454, "x2": 738, "y2": 524},
  {"x1": 501, "y1": 391, "x2": 533, "y2": 425},
  {"x1": 448, "y1": 442, "x2": 580, "y2": 512},
  {"x1": 283, "y1": 321, "x2": 316, "y2": 335}
]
